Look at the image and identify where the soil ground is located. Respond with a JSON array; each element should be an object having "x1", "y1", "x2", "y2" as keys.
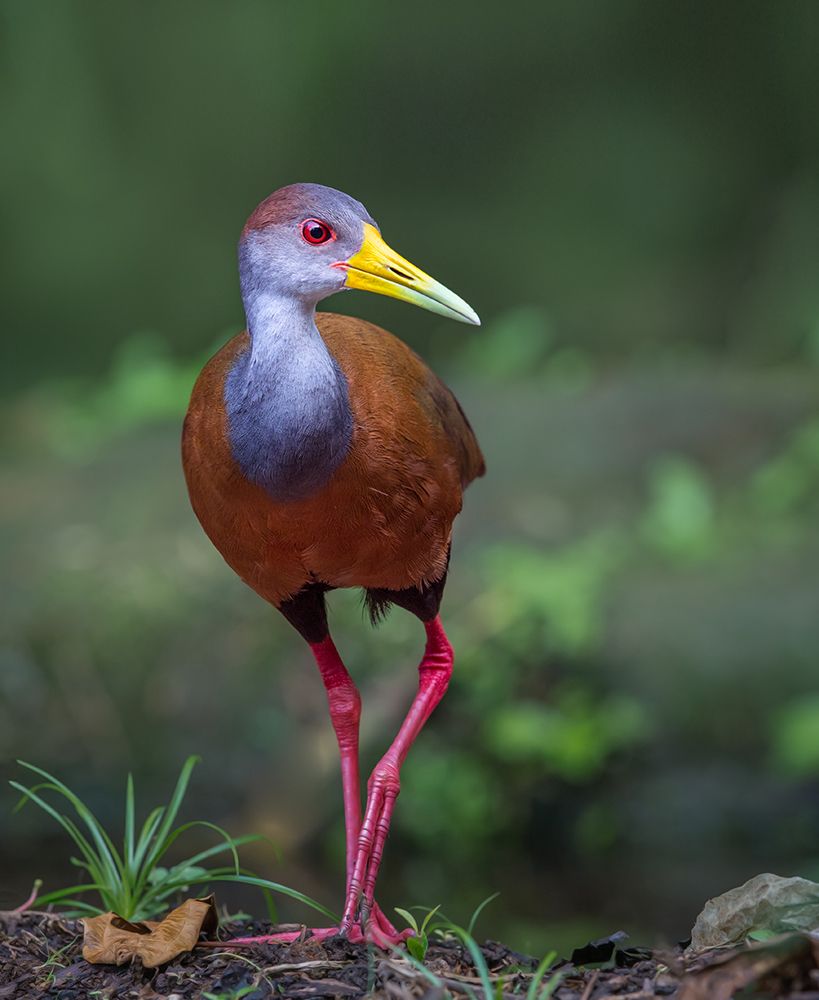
[{"x1": 2, "y1": 911, "x2": 818, "y2": 999}]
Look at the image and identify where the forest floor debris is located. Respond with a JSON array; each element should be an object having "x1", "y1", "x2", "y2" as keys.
[{"x1": 3, "y1": 910, "x2": 819, "y2": 999}]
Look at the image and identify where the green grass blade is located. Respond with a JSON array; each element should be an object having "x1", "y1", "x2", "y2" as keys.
[
  {"x1": 526, "y1": 951, "x2": 558, "y2": 1000},
  {"x1": 139, "y1": 756, "x2": 200, "y2": 876},
  {"x1": 420, "y1": 904, "x2": 442, "y2": 936},
  {"x1": 48, "y1": 899, "x2": 106, "y2": 916},
  {"x1": 134, "y1": 864, "x2": 329, "y2": 920},
  {"x1": 136, "y1": 859, "x2": 272, "y2": 918},
  {"x1": 35, "y1": 884, "x2": 104, "y2": 906},
  {"x1": 538, "y1": 970, "x2": 565, "y2": 999},
  {"x1": 124, "y1": 773, "x2": 135, "y2": 871},
  {"x1": 449, "y1": 924, "x2": 494, "y2": 1000},
  {"x1": 147, "y1": 819, "x2": 249, "y2": 874},
  {"x1": 170, "y1": 833, "x2": 267, "y2": 876},
  {"x1": 130, "y1": 805, "x2": 165, "y2": 874},
  {"x1": 139, "y1": 864, "x2": 243, "y2": 905},
  {"x1": 467, "y1": 892, "x2": 500, "y2": 937},
  {"x1": 9, "y1": 781, "x2": 108, "y2": 888},
  {"x1": 15, "y1": 763, "x2": 125, "y2": 891},
  {"x1": 131, "y1": 818, "x2": 254, "y2": 904},
  {"x1": 262, "y1": 886, "x2": 278, "y2": 924},
  {"x1": 205, "y1": 874, "x2": 336, "y2": 921}
]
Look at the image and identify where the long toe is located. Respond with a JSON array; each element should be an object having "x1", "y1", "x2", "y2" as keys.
[
  {"x1": 371, "y1": 902, "x2": 399, "y2": 937},
  {"x1": 372, "y1": 903, "x2": 412, "y2": 944},
  {"x1": 223, "y1": 926, "x2": 349, "y2": 946},
  {"x1": 224, "y1": 918, "x2": 404, "y2": 949}
]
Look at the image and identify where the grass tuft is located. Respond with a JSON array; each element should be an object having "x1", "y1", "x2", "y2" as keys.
[{"x1": 11, "y1": 756, "x2": 335, "y2": 922}]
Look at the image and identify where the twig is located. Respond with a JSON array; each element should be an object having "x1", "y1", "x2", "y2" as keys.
[
  {"x1": 580, "y1": 969, "x2": 599, "y2": 1000},
  {"x1": 380, "y1": 957, "x2": 520, "y2": 998},
  {"x1": 205, "y1": 953, "x2": 347, "y2": 974},
  {"x1": 595, "y1": 990, "x2": 655, "y2": 1000},
  {"x1": 249, "y1": 959, "x2": 347, "y2": 974},
  {"x1": 9, "y1": 880, "x2": 42, "y2": 916}
]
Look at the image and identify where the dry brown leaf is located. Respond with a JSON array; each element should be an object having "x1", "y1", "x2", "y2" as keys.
[
  {"x1": 82, "y1": 895, "x2": 217, "y2": 968},
  {"x1": 677, "y1": 932, "x2": 819, "y2": 1000}
]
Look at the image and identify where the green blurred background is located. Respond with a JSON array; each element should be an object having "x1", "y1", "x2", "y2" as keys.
[{"x1": 2, "y1": 0, "x2": 819, "y2": 956}]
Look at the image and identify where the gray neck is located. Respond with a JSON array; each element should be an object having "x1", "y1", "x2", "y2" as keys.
[{"x1": 225, "y1": 291, "x2": 354, "y2": 501}]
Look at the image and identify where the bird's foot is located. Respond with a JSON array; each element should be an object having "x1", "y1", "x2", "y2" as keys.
[{"x1": 222, "y1": 904, "x2": 407, "y2": 948}]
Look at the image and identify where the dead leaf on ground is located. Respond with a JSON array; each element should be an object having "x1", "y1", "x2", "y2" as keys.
[
  {"x1": 678, "y1": 931, "x2": 819, "y2": 1000},
  {"x1": 689, "y1": 872, "x2": 819, "y2": 951},
  {"x1": 569, "y1": 929, "x2": 628, "y2": 966},
  {"x1": 82, "y1": 895, "x2": 217, "y2": 968}
]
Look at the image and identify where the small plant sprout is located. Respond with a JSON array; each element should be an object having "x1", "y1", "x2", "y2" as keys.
[
  {"x1": 10, "y1": 756, "x2": 335, "y2": 922},
  {"x1": 394, "y1": 903, "x2": 442, "y2": 961},
  {"x1": 35, "y1": 937, "x2": 79, "y2": 988},
  {"x1": 202, "y1": 987, "x2": 257, "y2": 1000}
]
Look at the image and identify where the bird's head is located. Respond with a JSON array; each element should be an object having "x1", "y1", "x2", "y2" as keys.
[{"x1": 239, "y1": 182, "x2": 479, "y2": 325}]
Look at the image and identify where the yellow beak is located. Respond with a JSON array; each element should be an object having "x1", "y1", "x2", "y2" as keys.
[{"x1": 339, "y1": 223, "x2": 480, "y2": 325}]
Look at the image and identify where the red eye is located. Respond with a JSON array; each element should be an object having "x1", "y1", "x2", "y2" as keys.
[{"x1": 301, "y1": 219, "x2": 334, "y2": 245}]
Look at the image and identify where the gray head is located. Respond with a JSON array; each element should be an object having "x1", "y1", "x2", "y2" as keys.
[
  {"x1": 239, "y1": 183, "x2": 377, "y2": 305},
  {"x1": 238, "y1": 182, "x2": 480, "y2": 324}
]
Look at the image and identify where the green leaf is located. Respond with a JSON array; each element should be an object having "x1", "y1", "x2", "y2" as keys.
[
  {"x1": 386, "y1": 943, "x2": 442, "y2": 988},
  {"x1": 747, "y1": 929, "x2": 778, "y2": 941},
  {"x1": 406, "y1": 933, "x2": 428, "y2": 962},
  {"x1": 394, "y1": 907, "x2": 419, "y2": 934}
]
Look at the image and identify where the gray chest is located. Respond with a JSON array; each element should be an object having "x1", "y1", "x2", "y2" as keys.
[{"x1": 224, "y1": 334, "x2": 354, "y2": 502}]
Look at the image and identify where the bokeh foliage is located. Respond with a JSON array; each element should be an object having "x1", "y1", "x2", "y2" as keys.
[{"x1": 2, "y1": 0, "x2": 819, "y2": 956}]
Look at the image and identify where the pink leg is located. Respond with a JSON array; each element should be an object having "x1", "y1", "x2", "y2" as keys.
[
  {"x1": 227, "y1": 635, "x2": 403, "y2": 947},
  {"x1": 341, "y1": 616, "x2": 453, "y2": 932},
  {"x1": 312, "y1": 637, "x2": 402, "y2": 940},
  {"x1": 311, "y1": 636, "x2": 362, "y2": 888}
]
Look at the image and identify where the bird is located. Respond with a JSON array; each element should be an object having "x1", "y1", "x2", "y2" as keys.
[{"x1": 182, "y1": 182, "x2": 484, "y2": 946}]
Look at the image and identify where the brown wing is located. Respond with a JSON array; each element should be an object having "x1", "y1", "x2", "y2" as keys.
[
  {"x1": 423, "y1": 367, "x2": 486, "y2": 488},
  {"x1": 316, "y1": 312, "x2": 485, "y2": 490}
]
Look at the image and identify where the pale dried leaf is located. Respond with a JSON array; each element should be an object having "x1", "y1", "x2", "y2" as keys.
[
  {"x1": 678, "y1": 932, "x2": 818, "y2": 1000},
  {"x1": 82, "y1": 895, "x2": 216, "y2": 967},
  {"x1": 689, "y1": 872, "x2": 819, "y2": 951}
]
